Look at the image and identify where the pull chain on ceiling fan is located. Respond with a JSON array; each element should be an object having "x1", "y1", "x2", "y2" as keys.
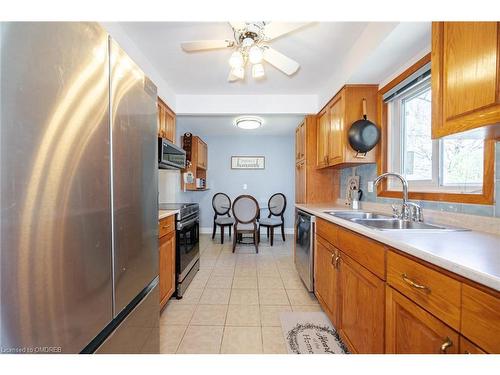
[{"x1": 180, "y1": 22, "x2": 310, "y2": 82}]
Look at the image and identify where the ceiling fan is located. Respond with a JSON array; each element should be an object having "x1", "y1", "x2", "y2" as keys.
[{"x1": 180, "y1": 22, "x2": 310, "y2": 82}]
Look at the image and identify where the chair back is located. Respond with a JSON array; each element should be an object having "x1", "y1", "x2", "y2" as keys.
[
  {"x1": 232, "y1": 195, "x2": 259, "y2": 224},
  {"x1": 212, "y1": 193, "x2": 231, "y2": 216},
  {"x1": 268, "y1": 193, "x2": 286, "y2": 217}
]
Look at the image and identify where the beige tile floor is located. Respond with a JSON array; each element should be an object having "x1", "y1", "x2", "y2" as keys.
[{"x1": 160, "y1": 233, "x2": 322, "y2": 354}]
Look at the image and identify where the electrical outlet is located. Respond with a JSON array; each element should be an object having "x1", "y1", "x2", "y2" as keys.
[
  {"x1": 243, "y1": 184, "x2": 247, "y2": 190},
  {"x1": 368, "y1": 181, "x2": 374, "y2": 193}
]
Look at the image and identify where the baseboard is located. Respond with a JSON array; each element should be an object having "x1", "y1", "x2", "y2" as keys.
[{"x1": 200, "y1": 227, "x2": 295, "y2": 235}]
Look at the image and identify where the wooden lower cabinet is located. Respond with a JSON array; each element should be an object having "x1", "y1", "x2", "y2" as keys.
[
  {"x1": 314, "y1": 236, "x2": 339, "y2": 326},
  {"x1": 338, "y1": 252, "x2": 385, "y2": 353},
  {"x1": 386, "y1": 286, "x2": 459, "y2": 354},
  {"x1": 159, "y1": 228, "x2": 176, "y2": 309},
  {"x1": 459, "y1": 336, "x2": 486, "y2": 354}
]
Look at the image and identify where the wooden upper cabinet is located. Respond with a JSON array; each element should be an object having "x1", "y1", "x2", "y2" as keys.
[
  {"x1": 317, "y1": 110, "x2": 330, "y2": 167},
  {"x1": 316, "y1": 85, "x2": 378, "y2": 168},
  {"x1": 338, "y1": 252, "x2": 385, "y2": 353},
  {"x1": 328, "y1": 94, "x2": 344, "y2": 165},
  {"x1": 314, "y1": 236, "x2": 340, "y2": 327},
  {"x1": 386, "y1": 286, "x2": 459, "y2": 354},
  {"x1": 196, "y1": 138, "x2": 207, "y2": 170},
  {"x1": 294, "y1": 117, "x2": 339, "y2": 204},
  {"x1": 295, "y1": 121, "x2": 306, "y2": 163},
  {"x1": 432, "y1": 22, "x2": 500, "y2": 138},
  {"x1": 157, "y1": 97, "x2": 176, "y2": 143}
]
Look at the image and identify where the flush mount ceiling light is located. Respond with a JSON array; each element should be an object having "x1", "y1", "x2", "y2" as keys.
[
  {"x1": 181, "y1": 22, "x2": 311, "y2": 82},
  {"x1": 234, "y1": 116, "x2": 263, "y2": 130}
]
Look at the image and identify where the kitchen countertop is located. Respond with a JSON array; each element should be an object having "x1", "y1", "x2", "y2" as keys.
[
  {"x1": 159, "y1": 209, "x2": 179, "y2": 220},
  {"x1": 296, "y1": 203, "x2": 500, "y2": 292}
]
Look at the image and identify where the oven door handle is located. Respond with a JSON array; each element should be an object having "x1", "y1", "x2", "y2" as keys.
[{"x1": 177, "y1": 216, "x2": 199, "y2": 230}]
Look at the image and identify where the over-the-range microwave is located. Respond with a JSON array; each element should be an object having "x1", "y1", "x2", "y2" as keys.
[{"x1": 158, "y1": 138, "x2": 186, "y2": 170}]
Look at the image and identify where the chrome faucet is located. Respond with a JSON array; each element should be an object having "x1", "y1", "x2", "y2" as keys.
[{"x1": 373, "y1": 172, "x2": 423, "y2": 222}]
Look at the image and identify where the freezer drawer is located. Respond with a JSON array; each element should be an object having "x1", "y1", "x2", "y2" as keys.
[{"x1": 95, "y1": 282, "x2": 159, "y2": 354}]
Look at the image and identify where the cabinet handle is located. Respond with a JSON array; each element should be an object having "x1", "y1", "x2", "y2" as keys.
[
  {"x1": 401, "y1": 273, "x2": 431, "y2": 293},
  {"x1": 162, "y1": 224, "x2": 171, "y2": 230},
  {"x1": 335, "y1": 254, "x2": 340, "y2": 269},
  {"x1": 440, "y1": 337, "x2": 453, "y2": 353},
  {"x1": 331, "y1": 253, "x2": 335, "y2": 265}
]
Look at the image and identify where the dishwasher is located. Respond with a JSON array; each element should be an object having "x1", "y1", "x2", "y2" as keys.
[{"x1": 294, "y1": 209, "x2": 315, "y2": 292}]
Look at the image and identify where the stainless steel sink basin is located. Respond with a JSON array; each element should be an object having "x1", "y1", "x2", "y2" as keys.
[
  {"x1": 351, "y1": 218, "x2": 467, "y2": 231},
  {"x1": 324, "y1": 211, "x2": 392, "y2": 220}
]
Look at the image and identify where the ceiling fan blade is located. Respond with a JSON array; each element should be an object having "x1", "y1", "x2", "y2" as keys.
[
  {"x1": 181, "y1": 40, "x2": 233, "y2": 52},
  {"x1": 263, "y1": 47, "x2": 300, "y2": 75},
  {"x1": 229, "y1": 22, "x2": 246, "y2": 31},
  {"x1": 263, "y1": 22, "x2": 311, "y2": 41}
]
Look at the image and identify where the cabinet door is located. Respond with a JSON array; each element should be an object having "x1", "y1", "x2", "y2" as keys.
[
  {"x1": 295, "y1": 122, "x2": 305, "y2": 163},
  {"x1": 432, "y1": 22, "x2": 500, "y2": 137},
  {"x1": 459, "y1": 336, "x2": 486, "y2": 354},
  {"x1": 328, "y1": 95, "x2": 344, "y2": 165},
  {"x1": 317, "y1": 110, "x2": 329, "y2": 167},
  {"x1": 338, "y1": 252, "x2": 385, "y2": 353},
  {"x1": 157, "y1": 102, "x2": 165, "y2": 138},
  {"x1": 164, "y1": 107, "x2": 176, "y2": 143},
  {"x1": 159, "y1": 231, "x2": 176, "y2": 308},
  {"x1": 314, "y1": 236, "x2": 339, "y2": 326},
  {"x1": 386, "y1": 286, "x2": 459, "y2": 354},
  {"x1": 196, "y1": 139, "x2": 207, "y2": 169},
  {"x1": 295, "y1": 160, "x2": 306, "y2": 204}
]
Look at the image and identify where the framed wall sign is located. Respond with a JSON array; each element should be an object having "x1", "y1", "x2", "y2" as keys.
[{"x1": 231, "y1": 156, "x2": 265, "y2": 170}]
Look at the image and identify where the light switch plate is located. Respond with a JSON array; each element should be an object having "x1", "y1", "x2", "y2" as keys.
[{"x1": 243, "y1": 184, "x2": 247, "y2": 190}]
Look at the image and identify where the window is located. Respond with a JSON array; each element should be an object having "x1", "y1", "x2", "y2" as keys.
[
  {"x1": 378, "y1": 53, "x2": 494, "y2": 205},
  {"x1": 387, "y1": 74, "x2": 484, "y2": 194}
]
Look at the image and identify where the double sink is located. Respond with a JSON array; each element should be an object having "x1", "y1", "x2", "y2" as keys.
[{"x1": 324, "y1": 211, "x2": 467, "y2": 232}]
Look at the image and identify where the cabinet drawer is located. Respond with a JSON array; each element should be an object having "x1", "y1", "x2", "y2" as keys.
[
  {"x1": 387, "y1": 251, "x2": 461, "y2": 330},
  {"x1": 337, "y1": 226, "x2": 386, "y2": 279},
  {"x1": 316, "y1": 218, "x2": 338, "y2": 247},
  {"x1": 159, "y1": 215, "x2": 175, "y2": 238},
  {"x1": 461, "y1": 284, "x2": 500, "y2": 353}
]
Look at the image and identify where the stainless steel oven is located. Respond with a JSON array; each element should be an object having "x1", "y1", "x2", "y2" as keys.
[
  {"x1": 294, "y1": 209, "x2": 315, "y2": 292},
  {"x1": 158, "y1": 138, "x2": 186, "y2": 169}
]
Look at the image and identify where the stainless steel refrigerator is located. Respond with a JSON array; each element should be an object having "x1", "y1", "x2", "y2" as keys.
[{"x1": 0, "y1": 22, "x2": 159, "y2": 353}]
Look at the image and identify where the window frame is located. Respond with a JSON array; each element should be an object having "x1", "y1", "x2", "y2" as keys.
[{"x1": 377, "y1": 53, "x2": 495, "y2": 205}]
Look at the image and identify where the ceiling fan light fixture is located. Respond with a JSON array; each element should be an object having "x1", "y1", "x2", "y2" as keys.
[
  {"x1": 248, "y1": 45, "x2": 263, "y2": 64},
  {"x1": 230, "y1": 66, "x2": 245, "y2": 80},
  {"x1": 234, "y1": 116, "x2": 263, "y2": 130},
  {"x1": 252, "y1": 63, "x2": 265, "y2": 79},
  {"x1": 229, "y1": 51, "x2": 244, "y2": 68}
]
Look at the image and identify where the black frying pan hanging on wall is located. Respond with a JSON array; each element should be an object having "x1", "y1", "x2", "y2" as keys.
[{"x1": 348, "y1": 98, "x2": 381, "y2": 157}]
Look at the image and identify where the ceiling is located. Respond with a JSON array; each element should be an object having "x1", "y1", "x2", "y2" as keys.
[
  {"x1": 177, "y1": 114, "x2": 304, "y2": 136},
  {"x1": 118, "y1": 22, "x2": 370, "y2": 95}
]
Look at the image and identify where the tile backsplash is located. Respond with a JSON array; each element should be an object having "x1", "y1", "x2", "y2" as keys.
[{"x1": 339, "y1": 142, "x2": 500, "y2": 218}]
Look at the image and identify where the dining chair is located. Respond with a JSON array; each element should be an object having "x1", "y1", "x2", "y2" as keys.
[
  {"x1": 232, "y1": 195, "x2": 259, "y2": 253},
  {"x1": 212, "y1": 192, "x2": 235, "y2": 244},
  {"x1": 258, "y1": 193, "x2": 287, "y2": 246}
]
